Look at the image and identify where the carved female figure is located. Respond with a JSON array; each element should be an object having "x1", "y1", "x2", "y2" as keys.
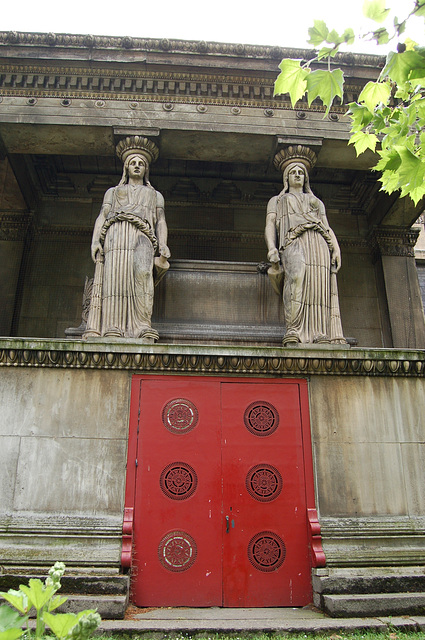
[
  {"x1": 84, "y1": 137, "x2": 170, "y2": 342},
  {"x1": 265, "y1": 146, "x2": 346, "y2": 346}
]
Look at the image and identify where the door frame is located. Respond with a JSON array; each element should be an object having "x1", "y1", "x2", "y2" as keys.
[{"x1": 121, "y1": 374, "x2": 325, "y2": 595}]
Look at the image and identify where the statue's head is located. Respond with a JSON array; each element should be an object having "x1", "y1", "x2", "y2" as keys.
[
  {"x1": 115, "y1": 136, "x2": 159, "y2": 186},
  {"x1": 122, "y1": 153, "x2": 150, "y2": 184},
  {"x1": 273, "y1": 145, "x2": 316, "y2": 194},
  {"x1": 282, "y1": 161, "x2": 312, "y2": 194}
]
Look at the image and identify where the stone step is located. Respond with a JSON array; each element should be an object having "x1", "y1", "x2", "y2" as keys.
[
  {"x1": 0, "y1": 574, "x2": 129, "y2": 619},
  {"x1": 0, "y1": 574, "x2": 129, "y2": 595},
  {"x1": 323, "y1": 592, "x2": 425, "y2": 618},
  {"x1": 57, "y1": 593, "x2": 128, "y2": 619},
  {"x1": 314, "y1": 572, "x2": 425, "y2": 595}
]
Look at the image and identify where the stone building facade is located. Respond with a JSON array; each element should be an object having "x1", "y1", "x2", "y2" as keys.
[{"x1": 0, "y1": 31, "x2": 424, "y2": 616}]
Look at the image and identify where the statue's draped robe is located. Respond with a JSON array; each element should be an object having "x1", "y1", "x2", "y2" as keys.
[
  {"x1": 268, "y1": 191, "x2": 345, "y2": 344},
  {"x1": 98, "y1": 184, "x2": 160, "y2": 338}
]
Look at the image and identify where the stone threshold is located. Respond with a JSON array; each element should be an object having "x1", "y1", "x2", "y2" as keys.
[{"x1": 0, "y1": 337, "x2": 424, "y2": 377}]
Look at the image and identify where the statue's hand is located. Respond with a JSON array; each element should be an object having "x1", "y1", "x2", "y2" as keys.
[
  {"x1": 267, "y1": 248, "x2": 280, "y2": 264},
  {"x1": 91, "y1": 241, "x2": 103, "y2": 262},
  {"x1": 331, "y1": 248, "x2": 341, "y2": 273},
  {"x1": 159, "y1": 245, "x2": 171, "y2": 259}
]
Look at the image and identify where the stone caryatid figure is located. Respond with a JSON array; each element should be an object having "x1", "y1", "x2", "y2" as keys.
[
  {"x1": 265, "y1": 145, "x2": 346, "y2": 347},
  {"x1": 84, "y1": 136, "x2": 170, "y2": 342}
]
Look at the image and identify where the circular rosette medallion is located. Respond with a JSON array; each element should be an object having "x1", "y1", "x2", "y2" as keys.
[
  {"x1": 248, "y1": 531, "x2": 286, "y2": 572},
  {"x1": 162, "y1": 398, "x2": 199, "y2": 434},
  {"x1": 160, "y1": 462, "x2": 198, "y2": 500},
  {"x1": 158, "y1": 531, "x2": 197, "y2": 572},
  {"x1": 246, "y1": 464, "x2": 283, "y2": 502},
  {"x1": 244, "y1": 401, "x2": 279, "y2": 436}
]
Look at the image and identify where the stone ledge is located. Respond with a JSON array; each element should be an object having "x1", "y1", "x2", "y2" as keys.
[{"x1": 0, "y1": 338, "x2": 424, "y2": 377}]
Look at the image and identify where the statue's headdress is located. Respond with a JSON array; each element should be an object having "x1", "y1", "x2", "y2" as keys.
[
  {"x1": 116, "y1": 136, "x2": 159, "y2": 165},
  {"x1": 273, "y1": 145, "x2": 317, "y2": 174}
]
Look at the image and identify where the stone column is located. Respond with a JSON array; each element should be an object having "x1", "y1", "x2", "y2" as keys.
[
  {"x1": 371, "y1": 226, "x2": 425, "y2": 349},
  {"x1": 0, "y1": 214, "x2": 31, "y2": 336}
]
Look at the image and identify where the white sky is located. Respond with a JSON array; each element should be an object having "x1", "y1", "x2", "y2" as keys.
[{"x1": 1, "y1": 0, "x2": 423, "y2": 54}]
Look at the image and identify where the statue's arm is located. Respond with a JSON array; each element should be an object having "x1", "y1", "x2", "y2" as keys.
[
  {"x1": 91, "y1": 189, "x2": 113, "y2": 262},
  {"x1": 155, "y1": 192, "x2": 171, "y2": 259},
  {"x1": 329, "y1": 228, "x2": 341, "y2": 273},
  {"x1": 265, "y1": 198, "x2": 280, "y2": 263},
  {"x1": 319, "y1": 200, "x2": 341, "y2": 273}
]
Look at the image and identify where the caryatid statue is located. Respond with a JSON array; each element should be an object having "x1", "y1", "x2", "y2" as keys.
[
  {"x1": 84, "y1": 136, "x2": 170, "y2": 342},
  {"x1": 265, "y1": 145, "x2": 346, "y2": 347}
]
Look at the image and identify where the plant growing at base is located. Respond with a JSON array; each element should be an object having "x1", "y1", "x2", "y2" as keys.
[{"x1": 0, "y1": 563, "x2": 101, "y2": 640}]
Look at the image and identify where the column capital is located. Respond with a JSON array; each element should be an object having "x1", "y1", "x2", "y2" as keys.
[
  {"x1": 369, "y1": 225, "x2": 420, "y2": 261},
  {"x1": 0, "y1": 213, "x2": 32, "y2": 241}
]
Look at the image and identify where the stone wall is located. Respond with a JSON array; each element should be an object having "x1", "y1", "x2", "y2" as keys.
[
  {"x1": 0, "y1": 365, "x2": 131, "y2": 566},
  {"x1": 0, "y1": 339, "x2": 424, "y2": 569}
]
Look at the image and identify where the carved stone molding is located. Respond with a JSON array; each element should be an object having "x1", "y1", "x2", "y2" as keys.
[
  {"x1": 34, "y1": 225, "x2": 91, "y2": 238},
  {"x1": 0, "y1": 64, "x2": 364, "y2": 113},
  {"x1": 0, "y1": 213, "x2": 31, "y2": 241},
  {"x1": 0, "y1": 339, "x2": 424, "y2": 377},
  {"x1": 0, "y1": 32, "x2": 385, "y2": 69},
  {"x1": 320, "y1": 516, "x2": 425, "y2": 566},
  {"x1": 370, "y1": 226, "x2": 420, "y2": 261},
  {"x1": 169, "y1": 228, "x2": 263, "y2": 246}
]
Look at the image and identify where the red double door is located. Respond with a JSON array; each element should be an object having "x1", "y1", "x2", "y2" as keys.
[{"x1": 131, "y1": 376, "x2": 312, "y2": 607}]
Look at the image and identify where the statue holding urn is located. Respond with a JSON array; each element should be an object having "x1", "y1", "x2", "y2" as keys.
[
  {"x1": 265, "y1": 145, "x2": 346, "y2": 347},
  {"x1": 84, "y1": 136, "x2": 170, "y2": 342}
]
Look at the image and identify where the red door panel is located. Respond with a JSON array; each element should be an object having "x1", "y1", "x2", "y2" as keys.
[
  {"x1": 221, "y1": 382, "x2": 311, "y2": 606},
  {"x1": 132, "y1": 378, "x2": 222, "y2": 606},
  {"x1": 130, "y1": 376, "x2": 313, "y2": 607}
]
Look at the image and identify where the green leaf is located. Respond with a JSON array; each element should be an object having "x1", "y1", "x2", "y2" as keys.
[
  {"x1": 363, "y1": 0, "x2": 390, "y2": 23},
  {"x1": 394, "y1": 19, "x2": 406, "y2": 37},
  {"x1": 43, "y1": 612, "x2": 79, "y2": 639},
  {"x1": 372, "y1": 27, "x2": 390, "y2": 45},
  {"x1": 346, "y1": 102, "x2": 374, "y2": 127},
  {"x1": 379, "y1": 168, "x2": 402, "y2": 193},
  {"x1": 48, "y1": 596, "x2": 68, "y2": 612},
  {"x1": 358, "y1": 80, "x2": 391, "y2": 111},
  {"x1": 414, "y1": 0, "x2": 425, "y2": 18},
  {"x1": 343, "y1": 28, "x2": 355, "y2": 45},
  {"x1": 0, "y1": 605, "x2": 25, "y2": 640},
  {"x1": 0, "y1": 593, "x2": 28, "y2": 616},
  {"x1": 381, "y1": 50, "x2": 425, "y2": 84},
  {"x1": 20, "y1": 580, "x2": 55, "y2": 611},
  {"x1": 318, "y1": 47, "x2": 338, "y2": 60},
  {"x1": 374, "y1": 148, "x2": 402, "y2": 172},
  {"x1": 396, "y1": 145, "x2": 425, "y2": 203},
  {"x1": 308, "y1": 20, "x2": 329, "y2": 46},
  {"x1": 0, "y1": 606, "x2": 24, "y2": 634},
  {"x1": 327, "y1": 29, "x2": 341, "y2": 45},
  {"x1": 274, "y1": 59, "x2": 310, "y2": 107},
  {"x1": 306, "y1": 68, "x2": 344, "y2": 115},
  {"x1": 348, "y1": 131, "x2": 379, "y2": 154}
]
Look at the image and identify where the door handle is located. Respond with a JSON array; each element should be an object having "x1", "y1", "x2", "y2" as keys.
[{"x1": 225, "y1": 515, "x2": 230, "y2": 533}]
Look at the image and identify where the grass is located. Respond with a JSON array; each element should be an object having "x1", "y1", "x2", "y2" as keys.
[{"x1": 97, "y1": 632, "x2": 425, "y2": 640}]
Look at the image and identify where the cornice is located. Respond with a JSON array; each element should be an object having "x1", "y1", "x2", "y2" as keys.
[
  {"x1": 0, "y1": 213, "x2": 32, "y2": 240},
  {"x1": 0, "y1": 339, "x2": 424, "y2": 377},
  {"x1": 0, "y1": 63, "x2": 365, "y2": 112},
  {"x1": 0, "y1": 31, "x2": 385, "y2": 68}
]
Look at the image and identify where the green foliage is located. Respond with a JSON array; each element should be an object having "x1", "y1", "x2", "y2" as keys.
[
  {"x1": 0, "y1": 605, "x2": 27, "y2": 640},
  {"x1": 274, "y1": 59, "x2": 310, "y2": 107},
  {"x1": 0, "y1": 563, "x2": 101, "y2": 640},
  {"x1": 273, "y1": 0, "x2": 425, "y2": 204},
  {"x1": 306, "y1": 69, "x2": 344, "y2": 115},
  {"x1": 363, "y1": 0, "x2": 390, "y2": 23}
]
